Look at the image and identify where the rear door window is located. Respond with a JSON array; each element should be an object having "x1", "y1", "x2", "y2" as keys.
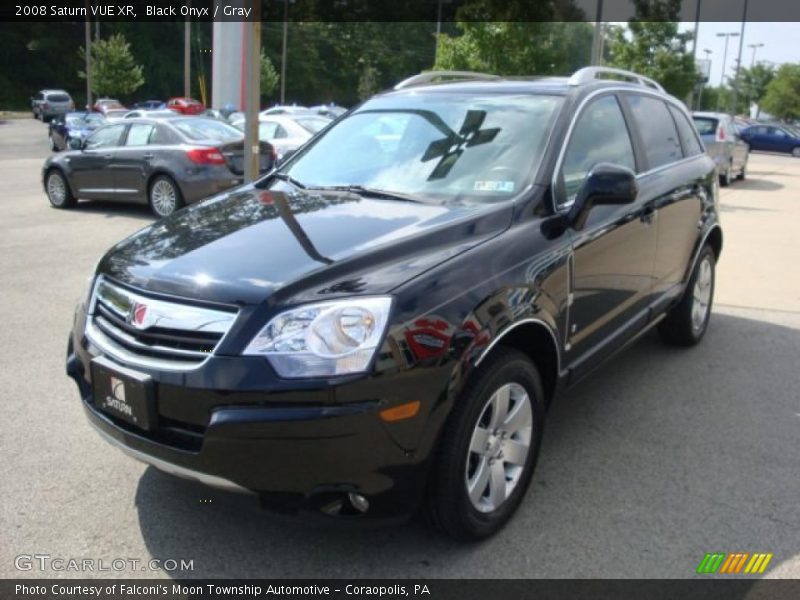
[
  {"x1": 85, "y1": 124, "x2": 126, "y2": 150},
  {"x1": 626, "y1": 95, "x2": 683, "y2": 169},
  {"x1": 125, "y1": 124, "x2": 155, "y2": 146},
  {"x1": 669, "y1": 106, "x2": 704, "y2": 156}
]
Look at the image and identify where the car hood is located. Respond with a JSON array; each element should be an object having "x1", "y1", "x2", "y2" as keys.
[{"x1": 98, "y1": 183, "x2": 513, "y2": 306}]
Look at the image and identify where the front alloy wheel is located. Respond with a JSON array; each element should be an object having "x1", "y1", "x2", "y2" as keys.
[
  {"x1": 466, "y1": 383, "x2": 533, "y2": 513},
  {"x1": 46, "y1": 170, "x2": 75, "y2": 209},
  {"x1": 426, "y1": 347, "x2": 545, "y2": 541}
]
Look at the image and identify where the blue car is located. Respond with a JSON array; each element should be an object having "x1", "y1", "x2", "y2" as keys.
[
  {"x1": 132, "y1": 100, "x2": 166, "y2": 110},
  {"x1": 740, "y1": 124, "x2": 800, "y2": 157},
  {"x1": 48, "y1": 112, "x2": 105, "y2": 152}
]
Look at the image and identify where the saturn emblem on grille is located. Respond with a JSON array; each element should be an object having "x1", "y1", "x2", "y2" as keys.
[{"x1": 130, "y1": 302, "x2": 149, "y2": 329}]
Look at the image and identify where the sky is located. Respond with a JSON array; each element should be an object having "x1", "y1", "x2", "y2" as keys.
[{"x1": 679, "y1": 21, "x2": 800, "y2": 86}]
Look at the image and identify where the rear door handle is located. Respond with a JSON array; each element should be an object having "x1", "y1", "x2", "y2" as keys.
[
  {"x1": 103, "y1": 154, "x2": 113, "y2": 159},
  {"x1": 143, "y1": 153, "x2": 154, "y2": 159}
]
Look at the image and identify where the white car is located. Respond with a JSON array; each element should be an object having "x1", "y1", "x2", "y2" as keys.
[
  {"x1": 123, "y1": 109, "x2": 178, "y2": 119},
  {"x1": 230, "y1": 113, "x2": 332, "y2": 162}
]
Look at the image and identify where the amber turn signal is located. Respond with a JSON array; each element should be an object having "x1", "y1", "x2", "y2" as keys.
[{"x1": 379, "y1": 400, "x2": 421, "y2": 422}]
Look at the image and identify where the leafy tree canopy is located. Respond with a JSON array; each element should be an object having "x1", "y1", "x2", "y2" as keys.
[
  {"x1": 78, "y1": 33, "x2": 145, "y2": 99},
  {"x1": 761, "y1": 63, "x2": 800, "y2": 121}
]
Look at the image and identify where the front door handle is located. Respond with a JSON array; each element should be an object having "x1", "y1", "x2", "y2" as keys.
[
  {"x1": 103, "y1": 154, "x2": 113, "y2": 159},
  {"x1": 143, "y1": 153, "x2": 154, "y2": 159}
]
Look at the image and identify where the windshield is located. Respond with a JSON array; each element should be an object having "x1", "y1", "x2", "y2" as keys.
[
  {"x1": 294, "y1": 116, "x2": 332, "y2": 133},
  {"x1": 280, "y1": 93, "x2": 562, "y2": 202},
  {"x1": 66, "y1": 114, "x2": 103, "y2": 127},
  {"x1": 172, "y1": 118, "x2": 242, "y2": 141}
]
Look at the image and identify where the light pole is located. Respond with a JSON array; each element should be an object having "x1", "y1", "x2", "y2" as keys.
[
  {"x1": 717, "y1": 32, "x2": 739, "y2": 87},
  {"x1": 748, "y1": 43, "x2": 764, "y2": 67},
  {"x1": 698, "y1": 48, "x2": 712, "y2": 109},
  {"x1": 716, "y1": 31, "x2": 739, "y2": 111}
]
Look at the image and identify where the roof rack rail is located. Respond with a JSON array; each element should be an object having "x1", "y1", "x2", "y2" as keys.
[
  {"x1": 568, "y1": 67, "x2": 665, "y2": 92},
  {"x1": 394, "y1": 70, "x2": 501, "y2": 90}
]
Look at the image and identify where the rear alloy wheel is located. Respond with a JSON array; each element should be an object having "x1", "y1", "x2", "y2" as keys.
[
  {"x1": 658, "y1": 245, "x2": 715, "y2": 346},
  {"x1": 149, "y1": 175, "x2": 183, "y2": 218},
  {"x1": 46, "y1": 169, "x2": 75, "y2": 209},
  {"x1": 426, "y1": 347, "x2": 545, "y2": 541}
]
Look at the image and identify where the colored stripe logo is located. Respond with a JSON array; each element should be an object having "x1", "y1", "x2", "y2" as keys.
[{"x1": 697, "y1": 553, "x2": 773, "y2": 574}]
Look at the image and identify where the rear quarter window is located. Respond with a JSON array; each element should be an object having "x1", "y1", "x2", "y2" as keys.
[
  {"x1": 669, "y1": 106, "x2": 704, "y2": 156},
  {"x1": 626, "y1": 94, "x2": 683, "y2": 169},
  {"x1": 47, "y1": 93, "x2": 71, "y2": 102}
]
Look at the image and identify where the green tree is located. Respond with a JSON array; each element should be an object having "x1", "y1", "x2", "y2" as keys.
[
  {"x1": 729, "y1": 63, "x2": 776, "y2": 117},
  {"x1": 260, "y1": 50, "x2": 279, "y2": 102},
  {"x1": 761, "y1": 63, "x2": 800, "y2": 121},
  {"x1": 606, "y1": 21, "x2": 696, "y2": 98},
  {"x1": 433, "y1": 22, "x2": 593, "y2": 76},
  {"x1": 78, "y1": 33, "x2": 144, "y2": 99}
]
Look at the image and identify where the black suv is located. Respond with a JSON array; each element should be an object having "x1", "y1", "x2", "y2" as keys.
[{"x1": 66, "y1": 67, "x2": 721, "y2": 540}]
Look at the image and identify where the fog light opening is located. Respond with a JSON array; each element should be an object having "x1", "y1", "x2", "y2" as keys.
[{"x1": 348, "y1": 492, "x2": 370, "y2": 513}]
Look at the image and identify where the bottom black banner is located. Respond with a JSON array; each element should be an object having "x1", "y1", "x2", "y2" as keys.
[{"x1": 3, "y1": 579, "x2": 800, "y2": 600}]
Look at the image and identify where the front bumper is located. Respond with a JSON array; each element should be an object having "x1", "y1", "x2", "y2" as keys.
[{"x1": 66, "y1": 308, "x2": 443, "y2": 520}]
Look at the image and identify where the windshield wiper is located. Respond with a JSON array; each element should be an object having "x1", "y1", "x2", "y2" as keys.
[
  {"x1": 271, "y1": 172, "x2": 308, "y2": 189},
  {"x1": 305, "y1": 185, "x2": 426, "y2": 204}
]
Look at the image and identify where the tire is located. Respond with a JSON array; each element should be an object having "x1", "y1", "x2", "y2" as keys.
[
  {"x1": 792, "y1": 147, "x2": 800, "y2": 158},
  {"x1": 658, "y1": 245, "x2": 715, "y2": 346},
  {"x1": 736, "y1": 155, "x2": 747, "y2": 180},
  {"x1": 426, "y1": 347, "x2": 546, "y2": 541},
  {"x1": 49, "y1": 134, "x2": 59, "y2": 152},
  {"x1": 148, "y1": 175, "x2": 183, "y2": 218},
  {"x1": 719, "y1": 161, "x2": 732, "y2": 187},
  {"x1": 45, "y1": 169, "x2": 76, "y2": 209}
]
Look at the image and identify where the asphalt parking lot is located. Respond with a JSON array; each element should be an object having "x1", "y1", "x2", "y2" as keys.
[{"x1": 1, "y1": 117, "x2": 798, "y2": 579}]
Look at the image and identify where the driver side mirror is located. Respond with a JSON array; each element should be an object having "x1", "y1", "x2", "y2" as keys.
[
  {"x1": 68, "y1": 137, "x2": 84, "y2": 150},
  {"x1": 567, "y1": 163, "x2": 638, "y2": 230}
]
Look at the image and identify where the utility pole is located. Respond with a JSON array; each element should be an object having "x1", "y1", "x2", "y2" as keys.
[
  {"x1": 689, "y1": 0, "x2": 702, "y2": 108},
  {"x1": 590, "y1": 0, "x2": 604, "y2": 66},
  {"x1": 748, "y1": 42, "x2": 764, "y2": 67},
  {"x1": 84, "y1": 3, "x2": 92, "y2": 110},
  {"x1": 280, "y1": 0, "x2": 288, "y2": 104},
  {"x1": 243, "y1": 11, "x2": 262, "y2": 182},
  {"x1": 731, "y1": 0, "x2": 749, "y2": 116},
  {"x1": 184, "y1": 19, "x2": 191, "y2": 98}
]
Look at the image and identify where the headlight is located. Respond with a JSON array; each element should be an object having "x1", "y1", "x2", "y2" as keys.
[{"x1": 243, "y1": 297, "x2": 393, "y2": 378}]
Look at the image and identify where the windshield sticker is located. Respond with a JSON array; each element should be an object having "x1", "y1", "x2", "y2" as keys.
[{"x1": 474, "y1": 180, "x2": 515, "y2": 193}]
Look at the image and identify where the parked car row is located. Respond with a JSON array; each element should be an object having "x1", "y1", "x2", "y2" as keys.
[
  {"x1": 43, "y1": 116, "x2": 277, "y2": 217},
  {"x1": 692, "y1": 111, "x2": 749, "y2": 186}
]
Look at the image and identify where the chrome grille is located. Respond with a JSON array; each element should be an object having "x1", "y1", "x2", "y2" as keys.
[{"x1": 85, "y1": 277, "x2": 237, "y2": 370}]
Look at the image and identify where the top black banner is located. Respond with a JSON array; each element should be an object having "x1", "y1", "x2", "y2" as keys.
[{"x1": 3, "y1": 0, "x2": 800, "y2": 23}]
